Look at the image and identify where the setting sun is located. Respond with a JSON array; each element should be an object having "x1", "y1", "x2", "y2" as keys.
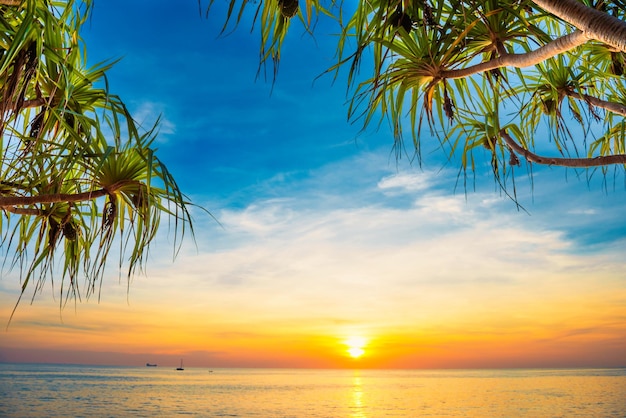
[
  {"x1": 344, "y1": 336, "x2": 367, "y2": 359},
  {"x1": 347, "y1": 347, "x2": 365, "y2": 358}
]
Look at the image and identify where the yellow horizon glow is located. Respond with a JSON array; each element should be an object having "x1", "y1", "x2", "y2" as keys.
[{"x1": 2, "y1": 231, "x2": 626, "y2": 369}]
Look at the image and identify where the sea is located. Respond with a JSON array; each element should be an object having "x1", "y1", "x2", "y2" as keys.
[{"x1": 0, "y1": 364, "x2": 625, "y2": 417}]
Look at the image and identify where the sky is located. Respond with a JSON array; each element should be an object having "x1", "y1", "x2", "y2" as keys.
[{"x1": 0, "y1": 0, "x2": 625, "y2": 369}]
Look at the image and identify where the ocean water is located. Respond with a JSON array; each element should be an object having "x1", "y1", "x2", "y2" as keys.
[{"x1": 0, "y1": 364, "x2": 625, "y2": 417}]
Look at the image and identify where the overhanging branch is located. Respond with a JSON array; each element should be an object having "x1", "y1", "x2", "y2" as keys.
[
  {"x1": 1, "y1": 206, "x2": 42, "y2": 215},
  {"x1": 0, "y1": 181, "x2": 136, "y2": 208},
  {"x1": 500, "y1": 130, "x2": 626, "y2": 167},
  {"x1": 532, "y1": 0, "x2": 626, "y2": 52},
  {"x1": 441, "y1": 31, "x2": 587, "y2": 79},
  {"x1": 566, "y1": 91, "x2": 626, "y2": 117},
  {"x1": 0, "y1": 188, "x2": 109, "y2": 207}
]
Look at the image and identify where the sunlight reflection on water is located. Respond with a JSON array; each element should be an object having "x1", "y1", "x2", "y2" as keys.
[
  {"x1": 351, "y1": 373, "x2": 366, "y2": 418},
  {"x1": 1, "y1": 365, "x2": 625, "y2": 417}
]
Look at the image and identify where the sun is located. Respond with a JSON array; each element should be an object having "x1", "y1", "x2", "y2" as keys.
[
  {"x1": 347, "y1": 347, "x2": 365, "y2": 358},
  {"x1": 344, "y1": 336, "x2": 367, "y2": 359}
]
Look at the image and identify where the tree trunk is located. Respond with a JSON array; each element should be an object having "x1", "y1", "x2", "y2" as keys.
[{"x1": 532, "y1": 0, "x2": 626, "y2": 52}]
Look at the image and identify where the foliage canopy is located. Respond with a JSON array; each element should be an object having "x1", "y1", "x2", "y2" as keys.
[
  {"x1": 0, "y1": 0, "x2": 193, "y2": 315},
  {"x1": 204, "y1": 0, "x2": 626, "y2": 192}
]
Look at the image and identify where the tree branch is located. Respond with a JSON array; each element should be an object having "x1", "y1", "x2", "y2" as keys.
[
  {"x1": 0, "y1": 0, "x2": 21, "y2": 5},
  {"x1": 566, "y1": 91, "x2": 626, "y2": 117},
  {"x1": 441, "y1": 31, "x2": 587, "y2": 79},
  {"x1": 0, "y1": 188, "x2": 109, "y2": 207},
  {"x1": 531, "y1": 0, "x2": 626, "y2": 52},
  {"x1": 1, "y1": 206, "x2": 43, "y2": 216},
  {"x1": 500, "y1": 130, "x2": 626, "y2": 167},
  {"x1": 21, "y1": 97, "x2": 46, "y2": 108},
  {"x1": 0, "y1": 181, "x2": 136, "y2": 208}
]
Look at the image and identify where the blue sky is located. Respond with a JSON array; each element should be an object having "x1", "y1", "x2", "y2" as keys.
[
  {"x1": 0, "y1": 1, "x2": 625, "y2": 368},
  {"x1": 79, "y1": 0, "x2": 626, "y2": 247},
  {"x1": 85, "y1": 0, "x2": 365, "y2": 205}
]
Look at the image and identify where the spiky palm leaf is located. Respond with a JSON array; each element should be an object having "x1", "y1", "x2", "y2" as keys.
[
  {"x1": 1, "y1": 0, "x2": 195, "y2": 317},
  {"x1": 204, "y1": 0, "x2": 626, "y2": 190}
]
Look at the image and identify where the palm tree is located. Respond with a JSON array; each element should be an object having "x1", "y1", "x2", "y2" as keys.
[
  {"x1": 0, "y1": 0, "x2": 193, "y2": 315},
  {"x1": 204, "y1": 0, "x2": 626, "y2": 190}
]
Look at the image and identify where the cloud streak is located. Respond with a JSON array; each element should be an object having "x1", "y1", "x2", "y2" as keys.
[{"x1": 129, "y1": 155, "x2": 626, "y2": 341}]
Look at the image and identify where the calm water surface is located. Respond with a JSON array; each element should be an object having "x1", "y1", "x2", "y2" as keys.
[{"x1": 1, "y1": 364, "x2": 625, "y2": 417}]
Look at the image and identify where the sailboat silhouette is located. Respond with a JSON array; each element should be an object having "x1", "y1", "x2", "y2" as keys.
[{"x1": 176, "y1": 359, "x2": 184, "y2": 371}]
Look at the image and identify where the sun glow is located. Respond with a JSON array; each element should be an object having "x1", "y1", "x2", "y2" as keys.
[
  {"x1": 347, "y1": 347, "x2": 365, "y2": 358},
  {"x1": 345, "y1": 336, "x2": 367, "y2": 359}
]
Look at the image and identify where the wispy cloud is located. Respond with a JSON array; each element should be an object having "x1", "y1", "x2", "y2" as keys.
[
  {"x1": 126, "y1": 153, "x2": 625, "y2": 344},
  {"x1": 378, "y1": 171, "x2": 435, "y2": 193},
  {"x1": 132, "y1": 101, "x2": 176, "y2": 142}
]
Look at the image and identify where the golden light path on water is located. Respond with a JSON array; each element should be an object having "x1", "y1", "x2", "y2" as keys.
[{"x1": 2, "y1": 365, "x2": 626, "y2": 416}]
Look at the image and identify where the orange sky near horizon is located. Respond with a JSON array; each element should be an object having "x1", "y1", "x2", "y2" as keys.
[
  {"x1": 2, "y1": 257, "x2": 625, "y2": 369},
  {"x1": 1, "y1": 169, "x2": 626, "y2": 370}
]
